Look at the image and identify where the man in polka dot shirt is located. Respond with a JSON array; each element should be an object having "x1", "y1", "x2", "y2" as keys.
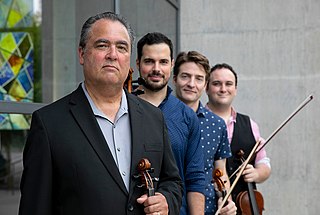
[{"x1": 173, "y1": 51, "x2": 236, "y2": 215}]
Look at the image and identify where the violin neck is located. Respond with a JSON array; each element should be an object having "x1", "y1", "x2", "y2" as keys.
[
  {"x1": 222, "y1": 189, "x2": 227, "y2": 199},
  {"x1": 247, "y1": 182, "x2": 260, "y2": 215},
  {"x1": 148, "y1": 187, "x2": 155, "y2": 197},
  {"x1": 222, "y1": 190, "x2": 228, "y2": 207}
]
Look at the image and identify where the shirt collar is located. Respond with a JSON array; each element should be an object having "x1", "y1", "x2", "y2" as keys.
[
  {"x1": 196, "y1": 102, "x2": 206, "y2": 118},
  {"x1": 205, "y1": 103, "x2": 237, "y2": 122},
  {"x1": 81, "y1": 82, "x2": 128, "y2": 120},
  {"x1": 158, "y1": 86, "x2": 172, "y2": 108},
  {"x1": 229, "y1": 107, "x2": 237, "y2": 123}
]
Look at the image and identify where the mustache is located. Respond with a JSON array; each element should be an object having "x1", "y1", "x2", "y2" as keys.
[{"x1": 148, "y1": 70, "x2": 164, "y2": 78}]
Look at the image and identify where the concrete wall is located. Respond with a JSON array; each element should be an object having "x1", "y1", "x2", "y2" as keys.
[
  {"x1": 42, "y1": 0, "x2": 114, "y2": 102},
  {"x1": 180, "y1": 1, "x2": 320, "y2": 214}
]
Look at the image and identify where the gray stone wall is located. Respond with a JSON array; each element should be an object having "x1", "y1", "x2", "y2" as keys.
[
  {"x1": 42, "y1": 0, "x2": 114, "y2": 102},
  {"x1": 180, "y1": 1, "x2": 320, "y2": 214}
]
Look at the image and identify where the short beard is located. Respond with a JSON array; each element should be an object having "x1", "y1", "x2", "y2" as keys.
[
  {"x1": 142, "y1": 70, "x2": 168, "y2": 92},
  {"x1": 143, "y1": 79, "x2": 167, "y2": 92}
]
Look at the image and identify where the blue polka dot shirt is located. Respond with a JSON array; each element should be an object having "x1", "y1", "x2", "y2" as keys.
[{"x1": 197, "y1": 103, "x2": 232, "y2": 214}]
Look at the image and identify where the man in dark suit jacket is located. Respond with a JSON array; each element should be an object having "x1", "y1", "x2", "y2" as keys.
[{"x1": 19, "y1": 12, "x2": 182, "y2": 215}]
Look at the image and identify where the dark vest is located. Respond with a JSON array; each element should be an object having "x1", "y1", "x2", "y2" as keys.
[{"x1": 227, "y1": 113, "x2": 257, "y2": 203}]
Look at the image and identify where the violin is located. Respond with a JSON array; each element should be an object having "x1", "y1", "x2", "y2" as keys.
[
  {"x1": 236, "y1": 150, "x2": 264, "y2": 215},
  {"x1": 213, "y1": 169, "x2": 227, "y2": 199},
  {"x1": 136, "y1": 158, "x2": 156, "y2": 196},
  {"x1": 124, "y1": 68, "x2": 134, "y2": 93},
  {"x1": 124, "y1": 68, "x2": 144, "y2": 95},
  {"x1": 212, "y1": 168, "x2": 229, "y2": 208}
]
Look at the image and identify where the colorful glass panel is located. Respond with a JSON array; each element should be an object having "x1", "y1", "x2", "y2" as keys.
[{"x1": 0, "y1": 0, "x2": 35, "y2": 130}]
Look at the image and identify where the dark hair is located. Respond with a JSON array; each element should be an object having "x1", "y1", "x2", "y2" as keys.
[
  {"x1": 173, "y1": 51, "x2": 210, "y2": 81},
  {"x1": 137, "y1": 32, "x2": 173, "y2": 61},
  {"x1": 79, "y1": 11, "x2": 135, "y2": 50},
  {"x1": 210, "y1": 63, "x2": 238, "y2": 86}
]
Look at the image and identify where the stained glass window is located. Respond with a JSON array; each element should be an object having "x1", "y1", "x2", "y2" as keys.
[{"x1": 0, "y1": 0, "x2": 38, "y2": 129}]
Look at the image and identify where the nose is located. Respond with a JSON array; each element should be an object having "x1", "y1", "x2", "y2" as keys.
[
  {"x1": 106, "y1": 45, "x2": 118, "y2": 60},
  {"x1": 220, "y1": 83, "x2": 226, "y2": 92},
  {"x1": 187, "y1": 77, "x2": 196, "y2": 88},
  {"x1": 153, "y1": 62, "x2": 160, "y2": 71}
]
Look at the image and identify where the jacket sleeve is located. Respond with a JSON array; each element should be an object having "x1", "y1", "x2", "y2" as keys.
[{"x1": 19, "y1": 111, "x2": 54, "y2": 215}]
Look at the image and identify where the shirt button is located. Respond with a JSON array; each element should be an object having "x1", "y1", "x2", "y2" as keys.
[
  {"x1": 122, "y1": 171, "x2": 126, "y2": 176},
  {"x1": 117, "y1": 147, "x2": 120, "y2": 152}
]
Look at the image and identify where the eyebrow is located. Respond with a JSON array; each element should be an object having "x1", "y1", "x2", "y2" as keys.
[
  {"x1": 142, "y1": 57, "x2": 154, "y2": 61},
  {"x1": 180, "y1": 72, "x2": 192, "y2": 76},
  {"x1": 181, "y1": 72, "x2": 204, "y2": 77},
  {"x1": 94, "y1": 39, "x2": 129, "y2": 47},
  {"x1": 94, "y1": 39, "x2": 108, "y2": 44}
]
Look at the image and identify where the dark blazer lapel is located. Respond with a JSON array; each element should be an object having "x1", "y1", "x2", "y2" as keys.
[
  {"x1": 69, "y1": 86, "x2": 128, "y2": 195},
  {"x1": 126, "y1": 93, "x2": 147, "y2": 195}
]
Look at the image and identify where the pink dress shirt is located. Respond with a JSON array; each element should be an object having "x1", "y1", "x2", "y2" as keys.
[
  {"x1": 205, "y1": 105, "x2": 271, "y2": 168},
  {"x1": 228, "y1": 108, "x2": 270, "y2": 167}
]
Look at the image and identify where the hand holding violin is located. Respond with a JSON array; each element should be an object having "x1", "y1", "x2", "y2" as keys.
[
  {"x1": 241, "y1": 163, "x2": 270, "y2": 184},
  {"x1": 213, "y1": 169, "x2": 237, "y2": 215},
  {"x1": 136, "y1": 158, "x2": 168, "y2": 215},
  {"x1": 137, "y1": 193, "x2": 169, "y2": 215},
  {"x1": 217, "y1": 198, "x2": 237, "y2": 215},
  {"x1": 241, "y1": 164, "x2": 258, "y2": 183}
]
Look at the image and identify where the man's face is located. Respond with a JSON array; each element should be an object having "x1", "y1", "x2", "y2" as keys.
[
  {"x1": 174, "y1": 62, "x2": 206, "y2": 105},
  {"x1": 78, "y1": 19, "x2": 131, "y2": 88},
  {"x1": 136, "y1": 43, "x2": 173, "y2": 92},
  {"x1": 206, "y1": 68, "x2": 237, "y2": 107}
]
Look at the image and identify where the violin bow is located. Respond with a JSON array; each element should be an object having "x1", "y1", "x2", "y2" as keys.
[
  {"x1": 256, "y1": 94, "x2": 313, "y2": 153},
  {"x1": 215, "y1": 94, "x2": 314, "y2": 215}
]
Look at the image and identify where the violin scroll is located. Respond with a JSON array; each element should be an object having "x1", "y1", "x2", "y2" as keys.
[
  {"x1": 137, "y1": 158, "x2": 152, "y2": 171},
  {"x1": 124, "y1": 68, "x2": 144, "y2": 95},
  {"x1": 236, "y1": 149, "x2": 245, "y2": 161},
  {"x1": 212, "y1": 168, "x2": 228, "y2": 206},
  {"x1": 124, "y1": 68, "x2": 134, "y2": 93},
  {"x1": 136, "y1": 158, "x2": 156, "y2": 196}
]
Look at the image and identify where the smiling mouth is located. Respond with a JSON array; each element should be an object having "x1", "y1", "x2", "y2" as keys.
[
  {"x1": 149, "y1": 74, "x2": 163, "y2": 77},
  {"x1": 218, "y1": 95, "x2": 229, "y2": 98},
  {"x1": 184, "y1": 89, "x2": 196, "y2": 94},
  {"x1": 148, "y1": 74, "x2": 163, "y2": 81}
]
